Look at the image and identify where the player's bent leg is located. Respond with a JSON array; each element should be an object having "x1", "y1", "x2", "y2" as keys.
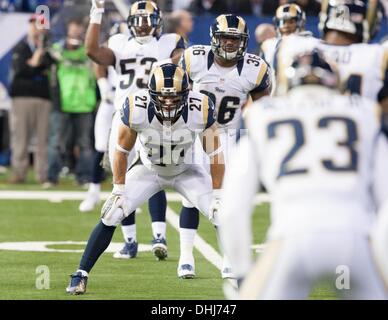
[
  {"x1": 239, "y1": 238, "x2": 311, "y2": 300},
  {"x1": 114, "y1": 163, "x2": 163, "y2": 261},
  {"x1": 149, "y1": 190, "x2": 168, "y2": 260},
  {"x1": 79, "y1": 151, "x2": 104, "y2": 212},
  {"x1": 342, "y1": 235, "x2": 388, "y2": 300},
  {"x1": 66, "y1": 220, "x2": 117, "y2": 295},
  {"x1": 79, "y1": 101, "x2": 113, "y2": 212},
  {"x1": 113, "y1": 211, "x2": 138, "y2": 259},
  {"x1": 178, "y1": 203, "x2": 200, "y2": 279}
]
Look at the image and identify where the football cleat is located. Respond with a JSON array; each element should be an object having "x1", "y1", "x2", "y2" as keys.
[
  {"x1": 221, "y1": 255, "x2": 236, "y2": 279},
  {"x1": 79, "y1": 192, "x2": 100, "y2": 212},
  {"x1": 177, "y1": 264, "x2": 195, "y2": 279},
  {"x1": 151, "y1": 237, "x2": 168, "y2": 260},
  {"x1": 66, "y1": 272, "x2": 88, "y2": 295},
  {"x1": 221, "y1": 267, "x2": 236, "y2": 279},
  {"x1": 113, "y1": 240, "x2": 138, "y2": 259}
]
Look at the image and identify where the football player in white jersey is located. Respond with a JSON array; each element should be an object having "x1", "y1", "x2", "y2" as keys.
[
  {"x1": 275, "y1": 0, "x2": 388, "y2": 105},
  {"x1": 220, "y1": 50, "x2": 388, "y2": 299},
  {"x1": 261, "y1": 3, "x2": 308, "y2": 69},
  {"x1": 178, "y1": 14, "x2": 271, "y2": 279},
  {"x1": 79, "y1": 23, "x2": 125, "y2": 213},
  {"x1": 85, "y1": 0, "x2": 186, "y2": 261},
  {"x1": 66, "y1": 64, "x2": 224, "y2": 295}
]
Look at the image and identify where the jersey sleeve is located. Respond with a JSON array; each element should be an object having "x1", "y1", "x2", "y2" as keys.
[
  {"x1": 120, "y1": 96, "x2": 131, "y2": 128},
  {"x1": 119, "y1": 91, "x2": 149, "y2": 130},
  {"x1": 202, "y1": 95, "x2": 217, "y2": 130},
  {"x1": 160, "y1": 33, "x2": 186, "y2": 58},
  {"x1": 108, "y1": 33, "x2": 127, "y2": 67},
  {"x1": 179, "y1": 48, "x2": 192, "y2": 79},
  {"x1": 248, "y1": 58, "x2": 272, "y2": 95},
  {"x1": 179, "y1": 45, "x2": 208, "y2": 82}
]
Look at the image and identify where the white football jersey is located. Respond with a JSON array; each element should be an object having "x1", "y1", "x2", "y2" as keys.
[
  {"x1": 108, "y1": 33, "x2": 185, "y2": 110},
  {"x1": 240, "y1": 86, "x2": 388, "y2": 238},
  {"x1": 120, "y1": 89, "x2": 215, "y2": 176},
  {"x1": 261, "y1": 37, "x2": 279, "y2": 68},
  {"x1": 180, "y1": 45, "x2": 271, "y2": 130},
  {"x1": 275, "y1": 34, "x2": 388, "y2": 100}
]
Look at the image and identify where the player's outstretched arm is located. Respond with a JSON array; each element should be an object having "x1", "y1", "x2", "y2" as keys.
[
  {"x1": 113, "y1": 124, "x2": 137, "y2": 185},
  {"x1": 86, "y1": 0, "x2": 115, "y2": 66},
  {"x1": 201, "y1": 123, "x2": 225, "y2": 189},
  {"x1": 219, "y1": 136, "x2": 260, "y2": 280}
]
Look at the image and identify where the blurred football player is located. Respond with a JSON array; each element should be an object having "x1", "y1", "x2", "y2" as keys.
[
  {"x1": 261, "y1": 3, "x2": 308, "y2": 69},
  {"x1": 275, "y1": 0, "x2": 388, "y2": 106},
  {"x1": 178, "y1": 14, "x2": 271, "y2": 279},
  {"x1": 66, "y1": 63, "x2": 224, "y2": 295},
  {"x1": 83, "y1": 0, "x2": 186, "y2": 261},
  {"x1": 220, "y1": 50, "x2": 388, "y2": 299},
  {"x1": 79, "y1": 23, "x2": 125, "y2": 213}
]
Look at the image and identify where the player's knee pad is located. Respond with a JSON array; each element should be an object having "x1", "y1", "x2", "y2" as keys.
[
  {"x1": 181, "y1": 195, "x2": 195, "y2": 208},
  {"x1": 101, "y1": 207, "x2": 126, "y2": 226}
]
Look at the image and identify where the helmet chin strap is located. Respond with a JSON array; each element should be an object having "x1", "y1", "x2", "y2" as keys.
[{"x1": 131, "y1": 26, "x2": 156, "y2": 44}]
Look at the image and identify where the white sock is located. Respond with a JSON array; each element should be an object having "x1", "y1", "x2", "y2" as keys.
[
  {"x1": 121, "y1": 225, "x2": 137, "y2": 243},
  {"x1": 179, "y1": 228, "x2": 196, "y2": 263},
  {"x1": 88, "y1": 183, "x2": 101, "y2": 194},
  {"x1": 76, "y1": 269, "x2": 89, "y2": 277},
  {"x1": 152, "y1": 222, "x2": 166, "y2": 239}
]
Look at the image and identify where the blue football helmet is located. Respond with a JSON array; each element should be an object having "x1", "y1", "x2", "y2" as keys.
[
  {"x1": 210, "y1": 14, "x2": 249, "y2": 61},
  {"x1": 319, "y1": 0, "x2": 382, "y2": 43},
  {"x1": 148, "y1": 63, "x2": 189, "y2": 122}
]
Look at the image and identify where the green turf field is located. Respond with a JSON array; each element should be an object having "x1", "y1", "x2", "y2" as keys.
[{"x1": 0, "y1": 169, "x2": 337, "y2": 300}]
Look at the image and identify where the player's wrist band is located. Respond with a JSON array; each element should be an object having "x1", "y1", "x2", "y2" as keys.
[
  {"x1": 90, "y1": 9, "x2": 103, "y2": 24},
  {"x1": 116, "y1": 144, "x2": 130, "y2": 155},
  {"x1": 113, "y1": 184, "x2": 125, "y2": 194}
]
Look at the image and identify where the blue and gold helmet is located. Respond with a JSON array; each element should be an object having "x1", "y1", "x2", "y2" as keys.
[
  {"x1": 285, "y1": 50, "x2": 339, "y2": 92},
  {"x1": 274, "y1": 3, "x2": 306, "y2": 36},
  {"x1": 127, "y1": 0, "x2": 162, "y2": 44},
  {"x1": 210, "y1": 14, "x2": 249, "y2": 61},
  {"x1": 319, "y1": 0, "x2": 382, "y2": 43},
  {"x1": 148, "y1": 64, "x2": 190, "y2": 122}
]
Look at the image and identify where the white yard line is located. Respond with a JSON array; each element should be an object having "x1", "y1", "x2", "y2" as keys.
[{"x1": 0, "y1": 191, "x2": 271, "y2": 204}]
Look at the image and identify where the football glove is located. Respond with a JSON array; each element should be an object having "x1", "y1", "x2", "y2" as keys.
[
  {"x1": 90, "y1": 0, "x2": 105, "y2": 24},
  {"x1": 101, "y1": 184, "x2": 129, "y2": 226}
]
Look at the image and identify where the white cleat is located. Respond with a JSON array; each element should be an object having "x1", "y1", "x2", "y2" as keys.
[
  {"x1": 177, "y1": 263, "x2": 196, "y2": 279},
  {"x1": 177, "y1": 257, "x2": 195, "y2": 279},
  {"x1": 221, "y1": 255, "x2": 236, "y2": 279},
  {"x1": 79, "y1": 193, "x2": 100, "y2": 212}
]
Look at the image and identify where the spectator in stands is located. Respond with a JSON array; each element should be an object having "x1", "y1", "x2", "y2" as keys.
[
  {"x1": 45, "y1": 17, "x2": 96, "y2": 187},
  {"x1": 293, "y1": 0, "x2": 320, "y2": 16},
  {"x1": 164, "y1": 9, "x2": 194, "y2": 45},
  {"x1": 261, "y1": 0, "x2": 288, "y2": 16},
  {"x1": 8, "y1": 14, "x2": 52, "y2": 183},
  {"x1": 189, "y1": 0, "x2": 225, "y2": 15}
]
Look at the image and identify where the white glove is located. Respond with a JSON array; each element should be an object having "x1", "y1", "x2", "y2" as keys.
[
  {"x1": 209, "y1": 189, "x2": 222, "y2": 226},
  {"x1": 101, "y1": 184, "x2": 129, "y2": 225},
  {"x1": 97, "y1": 78, "x2": 114, "y2": 104},
  {"x1": 90, "y1": 0, "x2": 105, "y2": 24}
]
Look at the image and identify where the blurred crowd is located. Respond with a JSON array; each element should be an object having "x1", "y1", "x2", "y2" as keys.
[{"x1": 0, "y1": 0, "x2": 322, "y2": 16}]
